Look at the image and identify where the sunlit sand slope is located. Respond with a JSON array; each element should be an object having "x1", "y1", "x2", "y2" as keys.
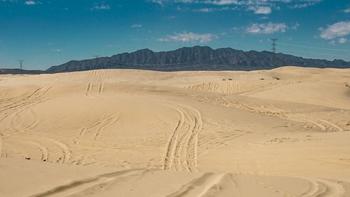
[{"x1": 1, "y1": 67, "x2": 350, "y2": 196}]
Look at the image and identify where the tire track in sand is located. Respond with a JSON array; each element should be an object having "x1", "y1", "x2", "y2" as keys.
[
  {"x1": 166, "y1": 172, "x2": 237, "y2": 197},
  {"x1": 43, "y1": 137, "x2": 72, "y2": 164},
  {"x1": 300, "y1": 178, "x2": 348, "y2": 197},
  {"x1": 0, "y1": 87, "x2": 51, "y2": 158},
  {"x1": 162, "y1": 104, "x2": 203, "y2": 172},
  {"x1": 30, "y1": 169, "x2": 145, "y2": 197},
  {"x1": 0, "y1": 87, "x2": 50, "y2": 120},
  {"x1": 93, "y1": 115, "x2": 119, "y2": 140},
  {"x1": 10, "y1": 108, "x2": 39, "y2": 134},
  {"x1": 85, "y1": 70, "x2": 105, "y2": 97},
  {"x1": 0, "y1": 133, "x2": 4, "y2": 158},
  {"x1": 4, "y1": 135, "x2": 71, "y2": 163},
  {"x1": 287, "y1": 115, "x2": 344, "y2": 133},
  {"x1": 218, "y1": 97, "x2": 345, "y2": 133},
  {"x1": 248, "y1": 176, "x2": 349, "y2": 197},
  {"x1": 4, "y1": 138, "x2": 49, "y2": 162},
  {"x1": 166, "y1": 173, "x2": 349, "y2": 197},
  {"x1": 75, "y1": 114, "x2": 120, "y2": 143}
]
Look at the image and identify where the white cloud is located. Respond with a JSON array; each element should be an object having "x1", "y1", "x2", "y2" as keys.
[
  {"x1": 320, "y1": 21, "x2": 350, "y2": 40},
  {"x1": 151, "y1": 0, "x2": 165, "y2": 5},
  {"x1": 159, "y1": 32, "x2": 217, "y2": 43},
  {"x1": 52, "y1": 48, "x2": 62, "y2": 53},
  {"x1": 291, "y1": 22, "x2": 300, "y2": 30},
  {"x1": 249, "y1": 6, "x2": 272, "y2": 14},
  {"x1": 194, "y1": 7, "x2": 213, "y2": 12},
  {"x1": 338, "y1": 38, "x2": 347, "y2": 44},
  {"x1": 25, "y1": 0, "x2": 36, "y2": 5},
  {"x1": 92, "y1": 3, "x2": 110, "y2": 10},
  {"x1": 203, "y1": 0, "x2": 239, "y2": 5},
  {"x1": 246, "y1": 22, "x2": 287, "y2": 34},
  {"x1": 289, "y1": 0, "x2": 322, "y2": 9},
  {"x1": 131, "y1": 24, "x2": 143, "y2": 28},
  {"x1": 152, "y1": 0, "x2": 323, "y2": 12},
  {"x1": 345, "y1": 8, "x2": 350, "y2": 13},
  {"x1": 193, "y1": 6, "x2": 234, "y2": 12}
]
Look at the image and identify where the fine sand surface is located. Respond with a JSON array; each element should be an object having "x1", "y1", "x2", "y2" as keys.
[{"x1": 1, "y1": 66, "x2": 350, "y2": 196}]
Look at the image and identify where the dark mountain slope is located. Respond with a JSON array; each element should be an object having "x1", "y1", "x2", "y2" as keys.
[
  {"x1": 0, "y1": 69, "x2": 45, "y2": 75},
  {"x1": 47, "y1": 46, "x2": 350, "y2": 72}
]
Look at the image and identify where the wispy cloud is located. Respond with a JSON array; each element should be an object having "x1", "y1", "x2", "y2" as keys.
[
  {"x1": 91, "y1": 3, "x2": 110, "y2": 10},
  {"x1": 249, "y1": 6, "x2": 272, "y2": 15},
  {"x1": 344, "y1": 8, "x2": 350, "y2": 13},
  {"x1": 159, "y1": 32, "x2": 217, "y2": 43},
  {"x1": 24, "y1": 0, "x2": 37, "y2": 5},
  {"x1": 288, "y1": 0, "x2": 322, "y2": 8},
  {"x1": 151, "y1": 0, "x2": 323, "y2": 13},
  {"x1": 193, "y1": 6, "x2": 234, "y2": 12},
  {"x1": 338, "y1": 37, "x2": 347, "y2": 44},
  {"x1": 202, "y1": 0, "x2": 239, "y2": 5},
  {"x1": 131, "y1": 24, "x2": 143, "y2": 28},
  {"x1": 246, "y1": 22, "x2": 288, "y2": 34},
  {"x1": 320, "y1": 21, "x2": 350, "y2": 40},
  {"x1": 51, "y1": 48, "x2": 62, "y2": 53}
]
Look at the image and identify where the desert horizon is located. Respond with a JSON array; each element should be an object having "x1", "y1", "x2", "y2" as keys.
[
  {"x1": 1, "y1": 66, "x2": 350, "y2": 196},
  {"x1": 1, "y1": 0, "x2": 350, "y2": 196}
]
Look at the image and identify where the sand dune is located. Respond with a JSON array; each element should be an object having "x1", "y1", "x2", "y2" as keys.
[{"x1": 1, "y1": 67, "x2": 350, "y2": 196}]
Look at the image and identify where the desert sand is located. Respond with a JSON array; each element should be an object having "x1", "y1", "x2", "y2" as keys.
[{"x1": 1, "y1": 66, "x2": 350, "y2": 197}]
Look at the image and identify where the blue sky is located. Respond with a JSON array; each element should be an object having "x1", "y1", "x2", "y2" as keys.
[{"x1": 0, "y1": 0, "x2": 349, "y2": 70}]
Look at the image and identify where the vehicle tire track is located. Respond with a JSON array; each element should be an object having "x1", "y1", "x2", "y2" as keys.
[
  {"x1": 0, "y1": 87, "x2": 51, "y2": 124},
  {"x1": 42, "y1": 137, "x2": 72, "y2": 164},
  {"x1": 85, "y1": 70, "x2": 96, "y2": 97},
  {"x1": 166, "y1": 173, "x2": 236, "y2": 197},
  {"x1": 97, "y1": 69, "x2": 105, "y2": 95},
  {"x1": 300, "y1": 178, "x2": 347, "y2": 197},
  {"x1": 288, "y1": 115, "x2": 344, "y2": 133},
  {"x1": 30, "y1": 169, "x2": 145, "y2": 197},
  {"x1": 94, "y1": 115, "x2": 119, "y2": 140},
  {"x1": 4, "y1": 137, "x2": 49, "y2": 162},
  {"x1": 0, "y1": 87, "x2": 50, "y2": 113},
  {"x1": 166, "y1": 173, "x2": 214, "y2": 197},
  {"x1": 85, "y1": 70, "x2": 105, "y2": 97},
  {"x1": 162, "y1": 104, "x2": 203, "y2": 172},
  {"x1": 319, "y1": 119, "x2": 344, "y2": 132},
  {"x1": 219, "y1": 97, "x2": 345, "y2": 133},
  {"x1": 85, "y1": 83, "x2": 92, "y2": 96},
  {"x1": 75, "y1": 114, "x2": 120, "y2": 144},
  {"x1": 163, "y1": 108, "x2": 184, "y2": 171},
  {"x1": 3, "y1": 135, "x2": 71, "y2": 163},
  {"x1": 0, "y1": 87, "x2": 50, "y2": 159},
  {"x1": 10, "y1": 108, "x2": 39, "y2": 134},
  {"x1": 20, "y1": 140, "x2": 49, "y2": 162},
  {"x1": 0, "y1": 134, "x2": 3, "y2": 158},
  {"x1": 0, "y1": 88, "x2": 42, "y2": 113},
  {"x1": 183, "y1": 106, "x2": 203, "y2": 171},
  {"x1": 197, "y1": 173, "x2": 237, "y2": 197}
]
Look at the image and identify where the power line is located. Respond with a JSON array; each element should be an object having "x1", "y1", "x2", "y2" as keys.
[
  {"x1": 280, "y1": 48, "x2": 349, "y2": 60},
  {"x1": 279, "y1": 44, "x2": 349, "y2": 58},
  {"x1": 279, "y1": 42, "x2": 349, "y2": 53}
]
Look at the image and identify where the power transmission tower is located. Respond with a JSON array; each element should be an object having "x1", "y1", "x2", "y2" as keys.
[
  {"x1": 271, "y1": 38, "x2": 278, "y2": 53},
  {"x1": 19, "y1": 60, "x2": 24, "y2": 70}
]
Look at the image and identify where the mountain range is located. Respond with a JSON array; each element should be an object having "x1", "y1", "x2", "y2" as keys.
[
  {"x1": 47, "y1": 46, "x2": 350, "y2": 73},
  {"x1": 0, "y1": 68, "x2": 44, "y2": 75},
  {"x1": 2, "y1": 46, "x2": 350, "y2": 74}
]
